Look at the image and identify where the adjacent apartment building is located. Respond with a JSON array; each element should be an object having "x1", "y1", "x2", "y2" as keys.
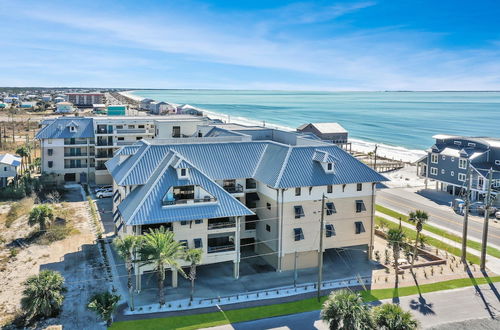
[
  {"x1": 106, "y1": 127, "x2": 387, "y2": 288},
  {"x1": 36, "y1": 115, "x2": 210, "y2": 184},
  {"x1": 417, "y1": 134, "x2": 500, "y2": 204},
  {"x1": 66, "y1": 93, "x2": 104, "y2": 107}
]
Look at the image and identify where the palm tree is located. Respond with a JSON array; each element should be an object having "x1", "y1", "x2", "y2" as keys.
[
  {"x1": 321, "y1": 289, "x2": 374, "y2": 330},
  {"x1": 139, "y1": 227, "x2": 186, "y2": 306},
  {"x1": 16, "y1": 145, "x2": 30, "y2": 173},
  {"x1": 28, "y1": 205, "x2": 54, "y2": 232},
  {"x1": 184, "y1": 248, "x2": 203, "y2": 301},
  {"x1": 87, "y1": 291, "x2": 120, "y2": 327},
  {"x1": 114, "y1": 235, "x2": 142, "y2": 310},
  {"x1": 408, "y1": 210, "x2": 429, "y2": 275},
  {"x1": 21, "y1": 270, "x2": 66, "y2": 321},
  {"x1": 387, "y1": 228, "x2": 405, "y2": 288},
  {"x1": 372, "y1": 303, "x2": 419, "y2": 330}
]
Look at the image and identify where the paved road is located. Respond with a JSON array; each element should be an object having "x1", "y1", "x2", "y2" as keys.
[
  {"x1": 377, "y1": 188, "x2": 500, "y2": 248},
  {"x1": 208, "y1": 283, "x2": 500, "y2": 329}
]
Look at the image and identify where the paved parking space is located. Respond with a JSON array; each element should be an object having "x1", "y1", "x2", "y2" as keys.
[{"x1": 94, "y1": 195, "x2": 114, "y2": 234}]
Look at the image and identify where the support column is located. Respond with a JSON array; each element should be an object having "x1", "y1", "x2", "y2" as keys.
[
  {"x1": 452, "y1": 185, "x2": 456, "y2": 196},
  {"x1": 172, "y1": 269, "x2": 178, "y2": 288},
  {"x1": 135, "y1": 264, "x2": 141, "y2": 292},
  {"x1": 435, "y1": 181, "x2": 439, "y2": 190},
  {"x1": 234, "y1": 216, "x2": 241, "y2": 279}
]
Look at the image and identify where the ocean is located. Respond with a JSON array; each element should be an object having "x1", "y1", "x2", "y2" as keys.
[{"x1": 130, "y1": 90, "x2": 500, "y2": 162}]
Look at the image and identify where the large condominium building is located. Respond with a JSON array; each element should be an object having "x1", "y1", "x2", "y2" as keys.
[
  {"x1": 417, "y1": 135, "x2": 500, "y2": 204},
  {"x1": 35, "y1": 115, "x2": 210, "y2": 184},
  {"x1": 66, "y1": 93, "x2": 104, "y2": 107},
  {"x1": 106, "y1": 127, "x2": 387, "y2": 288}
]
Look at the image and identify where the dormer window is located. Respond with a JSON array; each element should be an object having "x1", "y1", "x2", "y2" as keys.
[
  {"x1": 177, "y1": 168, "x2": 189, "y2": 179},
  {"x1": 327, "y1": 163, "x2": 333, "y2": 171},
  {"x1": 69, "y1": 126, "x2": 76, "y2": 132}
]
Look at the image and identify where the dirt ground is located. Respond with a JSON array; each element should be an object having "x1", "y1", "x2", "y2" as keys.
[
  {"x1": 0, "y1": 190, "x2": 108, "y2": 329},
  {"x1": 370, "y1": 235, "x2": 496, "y2": 290}
]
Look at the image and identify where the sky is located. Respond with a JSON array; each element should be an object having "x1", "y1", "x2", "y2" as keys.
[{"x1": 1, "y1": 0, "x2": 500, "y2": 90}]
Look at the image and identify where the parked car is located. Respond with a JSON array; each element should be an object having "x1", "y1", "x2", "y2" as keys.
[
  {"x1": 496, "y1": 210, "x2": 500, "y2": 220},
  {"x1": 476, "y1": 203, "x2": 497, "y2": 216},
  {"x1": 96, "y1": 190, "x2": 113, "y2": 199},
  {"x1": 95, "y1": 185, "x2": 112, "y2": 193}
]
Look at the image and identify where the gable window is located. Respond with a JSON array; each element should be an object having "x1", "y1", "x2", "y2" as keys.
[
  {"x1": 355, "y1": 221, "x2": 366, "y2": 234},
  {"x1": 431, "y1": 154, "x2": 438, "y2": 164},
  {"x1": 355, "y1": 200, "x2": 366, "y2": 213},
  {"x1": 327, "y1": 185, "x2": 332, "y2": 193},
  {"x1": 295, "y1": 187, "x2": 301, "y2": 196},
  {"x1": 327, "y1": 163, "x2": 333, "y2": 171},
  {"x1": 266, "y1": 224, "x2": 271, "y2": 232},
  {"x1": 430, "y1": 167, "x2": 438, "y2": 175},
  {"x1": 468, "y1": 142, "x2": 476, "y2": 147},
  {"x1": 459, "y1": 158, "x2": 467, "y2": 169},
  {"x1": 48, "y1": 161, "x2": 53, "y2": 168},
  {"x1": 294, "y1": 205, "x2": 305, "y2": 219},
  {"x1": 293, "y1": 228, "x2": 304, "y2": 241},
  {"x1": 325, "y1": 224, "x2": 335, "y2": 237},
  {"x1": 48, "y1": 149, "x2": 53, "y2": 156},
  {"x1": 458, "y1": 173, "x2": 466, "y2": 182},
  {"x1": 357, "y1": 183, "x2": 362, "y2": 191},
  {"x1": 326, "y1": 202, "x2": 336, "y2": 215},
  {"x1": 69, "y1": 126, "x2": 76, "y2": 132}
]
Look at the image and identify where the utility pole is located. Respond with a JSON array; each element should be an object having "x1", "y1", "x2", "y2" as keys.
[
  {"x1": 293, "y1": 251, "x2": 298, "y2": 288},
  {"x1": 317, "y1": 194, "x2": 326, "y2": 302},
  {"x1": 461, "y1": 163, "x2": 472, "y2": 262},
  {"x1": 480, "y1": 168, "x2": 493, "y2": 271},
  {"x1": 373, "y1": 144, "x2": 378, "y2": 171}
]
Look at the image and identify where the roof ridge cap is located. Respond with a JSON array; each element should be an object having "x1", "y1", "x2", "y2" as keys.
[
  {"x1": 274, "y1": 147, "x2": 293, "y2": 188},
  {"x1": 117, "y1": 144, "x2": 151, "y2": 185},
  {"x1": 251, "y1": 143, "x2": 269, "y2": 178}
]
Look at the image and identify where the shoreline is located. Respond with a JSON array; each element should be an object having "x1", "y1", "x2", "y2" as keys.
[{"x1": 119, "y1": 90, "x2": 427, "y2": 163}]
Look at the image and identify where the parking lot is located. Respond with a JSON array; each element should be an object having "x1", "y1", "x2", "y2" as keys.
[{"x1": 93, "y1": 189, "x2": 115, "y2": 234}]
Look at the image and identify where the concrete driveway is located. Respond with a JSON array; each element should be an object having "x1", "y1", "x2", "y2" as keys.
[{"x1": 94, "y1": 195, "x2": 114, "y2": 234}]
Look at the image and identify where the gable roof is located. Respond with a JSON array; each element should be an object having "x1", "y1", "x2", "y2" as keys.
[
  {"x1": 0, "y1": 153, "x2": 21, "y2": 167},
  {"x1": 35, "y1": 117, "x2": 94, "y2": 139},
  {"x1": 297, "y1": 122, "x2": 347, "y2": 134}
]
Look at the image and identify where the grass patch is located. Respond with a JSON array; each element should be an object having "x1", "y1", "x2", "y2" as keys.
[
  {"x1": 111, "y1": 276, "x2": 500, "y2": 330},
  {"x1": 4, "y1": 197, "x2": 34, "y2": 227},
  {"x1": 376, "y1": 205, "x2": 500, "y2": 259},
  {"x1": 376, "y1": 216, "x2": 481, "y2": 264}
]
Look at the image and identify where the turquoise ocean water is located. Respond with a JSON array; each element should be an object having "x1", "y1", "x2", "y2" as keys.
[{"x1": 131, "y1": 90, "x2": 500, "y2": 154}]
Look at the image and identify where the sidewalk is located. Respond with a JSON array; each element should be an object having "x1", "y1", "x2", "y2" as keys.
[{"x1": 376, "y1": 211, "x2": 500, "y2": 274}]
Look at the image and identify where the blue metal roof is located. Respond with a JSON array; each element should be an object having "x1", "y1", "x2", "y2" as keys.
[
  {"x1": 35, "y1": 117, "x2": 94, "y2": 139},
  {"x1": 118, "y1": 153, "x2": 253, "y2": 225}
]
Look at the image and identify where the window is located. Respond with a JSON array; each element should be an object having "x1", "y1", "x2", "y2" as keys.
[
  {"x1": 172, "y1": 126, "x2": 181, "y2": 138},
  {"x1": 355, "y1": 221, "x2": 366, "y2": 234},
  {"x1": 136, "y1": 137, "x2": 142, "y2": 140},
  {"x1": 431, "y1": 154, "x2": 438, "y2": 164},
  {"x1": 357, "y1": 183, "x2": 362, "y2": 191},
  {"x1": 451, "y1": 171, "x2": 454, "y2": 176},
  {"x1": 451, "y1": 157, "x2": 455, "y2": 162},
  {"x1": 179, "y1": 240, "x2": 188, "y2": 247},
  {"x1": 442, "y1": 155, "x2": 446, "y2": 160},
  {"x1": 327, "y1": 185, "x2": 333, "y2": 193},
  {"x1": 118, "y1": 137, "x2": 124, "y2": 141},
  {"x1": 430, "y1": 167, "x2": 438, "y2": 175},
  {"x1": 293, "y1": 228, "x2": 304, "y2": 241},
  {"x1": 325, "y1": 224, "x2": 335, "y2": 237},
  {"x1": 441, "y1": 169, "x2": 445, "y2": 174},
  {"x1": 459, "y1": 158, "x2": 467, "y2": 169},
  {"x1": 179, "y1": 168, "x2": 188, "y2": 178},
  {"x1": 194, "y1": 238, "x2": 202, "y2": 248},
  {"x1": 116, "y1": 125, "x2": 123, "y2": 129},
  {"x1": 138, "y1": 125, "x2": 145, "y2": 129},
  {"x1": 48, "y1": 139, "x2": 52, "y2": 144},
  {"x1": 327, "y1": 163, "x2": 333, "y2": 171},
  {"x1": 468, "y1": 142, "x2": 476, "y2": 147},
  {"x1": 495, "y1": 160, "x2": 500, "y2": 165},
  {"x1": 69, "y1": 126, "x2": 76, "y2": 132},
  {"x1": 181, "y1": 221, "x2": 188, "y2": 226},
  {"x1": 266, "y1": 202, "x2": 271, "y2": 210},
  {"x1": 48, "y1": 149, "x2": 53, "y2": 156},
  {"x1": 458, "y1": 173, "x2": 466, "y2": 182},
  {"x1": 4, "y1": 166, "x2": 7, "y2": 171},
  {"x1": 294, "y1": 205, "x2": 305, "y2": 218},
  {"x1": 494, "y1": 179, "x2": 500, "y2": 188},
  {"x1": 342, "y1": 184, "x2": 346, "y2": 192},
  {"x1": 195, "y1": 219, "x2": 203, "y2": 224},
  {"x1": 355, "y1": 200, "x2": 366, "y2": 213},
  {"x1": 48, "y1": 161, "x2": 53, "y2": 168},
  {"x1": 454, "y1": 141, "x2": 461, "y2": 146},
  {"x1": 266, "y1": 224, "x2": 271, "y2": 232},
  {"x1": 128, "y1": 125, "x2": 135, "y2": 129},
  {"x1": 326, "y1": 202, "x2": 336, "y2": 215},
  {"x1": 295, "y1": 187, "x2": 301, "y2": 196}
]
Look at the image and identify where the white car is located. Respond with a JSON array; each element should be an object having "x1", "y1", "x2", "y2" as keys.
[
  {"x1": 96, "y1": 190, "x2": 113, "y2": 199},
  {"x1": 95, "y1": 185, "x2": 112, "y2": 193},
  {"x1": 496, "y1": 210, "x2": 500, "y2": 220}
]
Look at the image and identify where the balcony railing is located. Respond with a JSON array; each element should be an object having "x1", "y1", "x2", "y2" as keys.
[
  {"x1": 116, "y1": 128, "x2": 147, "y2": 134},
  {"x1": 96, "y1": 129, "x2": 113, "y2": 134},
  {"x1": 208, "y1": 219, "x2": 235, "y2": 230},
  {"x1": 223, "y1": 184, "x2": 243, "y2": 193},
  {"x1": 116, "y1": 141, "x2": 135, "y2": 146},
  {"x1": 64, "y1": 139, "x2": 89, "y2": 145},
  {"x1": 64, "y1": 164, "x2": 88, "y2": 169},
  {"x1": 96, "y1": 153, "x2": 113, "y2": 159},
  {"x1": 97, "y1": 140, "x2": 113, "y2": 146},
  {"x1": 95, "y1": 165, "x2": 107, "y2": 170},
  {"x1": 208, "y1": 244, "x2": 235, "y2": 254},
  {"x1": 64, "y1": 153, "x2": 93, "y2": 157},
  {"x1": 162, "y1": 197, "x2": 217, "y2": 206}
]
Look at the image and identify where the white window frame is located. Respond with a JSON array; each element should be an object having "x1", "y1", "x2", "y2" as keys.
[
  {"x1": 430, "y1": 167, "x2": 438, "y2": 175},
  {"x1": 451, "y1": 171, "x2": 454, "y2": 176},
  {"x1": 431, "y1": 154, "x2": 438, "y2": 164},
  {"x1": 495, "y1": 160, "x2": 500, "y2": 165},
  {"x1": 441, "y1": 169, "x2": 445, "y2": 175},
  {"x1": 458, "y1": 158, "x2": 467, "y2": 169},
  {"x1": 458, "y1": 173, "x2": 466, "y2": 182},
  {"x1": 442, "y1": 155, "x2": 446, "y2": 160},
  {"x1": 468, "y1": 142, "x2": 476, "y2": 147}
]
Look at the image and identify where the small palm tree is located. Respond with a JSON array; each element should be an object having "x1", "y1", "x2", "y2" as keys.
[
  {"x1": 321, "y1": 289, "x2": 374, "y2": 330},
  {"x1": 372, "y1": 303, "x2": 419, "y2": 330},
  {"x1": 139, "y1": 227, "x2": 186, "y2": 306},
  {"x1": 387, "y1": 228, "x2": 405, "y2": 287},
  {"x1": 16, "y1": 145, "x2": 30, "y2": 173},
  {"x1": 28, "y1": 205, "x2": 54, "y2": 232},
  {"x1": 87, "y1": 291, "x2": 120, "y2": 327},
  {"x1": 21, "y1": 270, "x2": 66, "y2": 321},
  {"x1": 114, "y1": 235, "x2": 142, "y2": 311},
  {"x1": 184, "y1": 248, "x2": 203, "y2": 301},
  {"x1": 408, "y1": 210, "x2": 429, "y2": 275}
]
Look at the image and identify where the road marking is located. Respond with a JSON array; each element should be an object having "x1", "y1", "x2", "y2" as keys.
[{"x1": 377, "y1": 194, "x2": 500, "y2": 240}]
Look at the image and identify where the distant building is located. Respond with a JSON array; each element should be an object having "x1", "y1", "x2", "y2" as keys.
[
  {"x1": 178, "y1": 104, "x2": 203, "y2": 116},
  {"x1": 56, "y1": 102, "x2": 75, "y2": 113},
  {"x1": 54, "y1": 96, "x2": 66, "y2": 103},
  {"x1": 0, "y1": 103, "x2": 6, "y2": 109},
  {"x1": 66, "y1": 93, "x2": 104, "y2": 107},
  {"x1": 0, "y1": 153, "x2": 21, "y2": 187},
  {"x1": 417, "y1": 135, "x2": 500, "y2": 204},
  {"x1": 3, "y1": 96, "x2": 18, "y2": 104},
  {"x1": 20, "y1": 101, "x2": 36, "y2": 109},
  {"x1": 297, "y1": 122, "x2": 348, "y2": 143},
  {"x1": 150, "y1": 101, "x2": 176, "y2": 115},
  {"x1": 42, "y1": 94, "x2": 52, "y2": 102},
  {"x1": 107, "y1": 105, "x2": 127, "y2": 116},
  {"x1": 93, "y1": 104, "x2": 107, "y2": 114},
  {"x1": 139, "y1": 98, "x2": 155, "y2": 111}
]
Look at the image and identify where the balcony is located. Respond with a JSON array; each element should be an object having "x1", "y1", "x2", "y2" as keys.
[
  {"x1": 96, "y1": 153, "x2": 113, "y2": 159},
  {"x1": 161, "y1": 197, "x2": 217, "y2": 206},
  {"x1": 208, "y1": 217, "x2": 235, "y2": 230},
  {"x1": 207, "y1": 244, "x2": 235, "y2": 253},
  {"x1": 64, "y1": 152, "x2": 91, "y2": 157},
  {"x1": 95, "y1": 165, "x2": 107, "y2": 170},
  {"x1": 207, "y1": 234, "x2": 235, "y2": 254},
  {"x1": 116, "y1": 128, "x2": 147, "y2": 134},
  {"x1": 97, "y1": 140, "x2": 113, "y2": 146},
  {"x1": 223, "y1": 184, "x2": 243, "y2": 193},
  {"x1": 245, "y1": 178, "x2": 257, "y2": 189},
  {"x1": 64, "y1": 164, "x2": 88, "y2": 169},
  {"x1": 96, "y1": 128, "x2": 113, "y2": 134},
  {"x1": 64, "y1": 139, "x2": 89, "y2": 145}
]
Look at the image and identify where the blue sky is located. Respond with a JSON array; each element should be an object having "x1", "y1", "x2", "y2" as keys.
[{"x1": 1, "y1": 0, "x2": 499, "y2": 90}]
